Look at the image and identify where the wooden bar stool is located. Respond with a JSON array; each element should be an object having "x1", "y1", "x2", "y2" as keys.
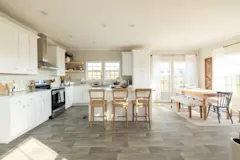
[
  {"x1": 112, "y1": 89, "x2": 128, "y2": 128},
  {"x1": 132, "y1": 88, "x2": 151, "y2": 127},
  {"x1": 89, "y1": 89, "x2": 107, "y2": 128}
]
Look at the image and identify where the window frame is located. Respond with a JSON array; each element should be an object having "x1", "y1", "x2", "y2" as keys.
[
  {"x1": 104, "y1": 61, "x2": 121, "y2": 81},
  {"x1": 86, "y1": 61, "x2": 103, "y2": 81}
]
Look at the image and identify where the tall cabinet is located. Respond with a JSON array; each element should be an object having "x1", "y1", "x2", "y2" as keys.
[{"x1": 132, "y1": 50, "x2": 150, "y2": 88}]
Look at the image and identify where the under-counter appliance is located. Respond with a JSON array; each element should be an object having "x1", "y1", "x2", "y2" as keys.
[{"x1": 35, "y1": 80, "x2": 65, "y2": 119}]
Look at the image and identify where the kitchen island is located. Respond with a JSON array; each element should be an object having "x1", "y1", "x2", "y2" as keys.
[{"x1": 88, "y1": 87, "x2": 152, "y2": 122}]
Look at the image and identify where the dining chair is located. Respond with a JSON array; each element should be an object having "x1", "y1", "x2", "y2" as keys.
[
  {"x1": 132, "y1": 88, "x2": 152, "y2": 127},
  {"x1": 207, "y1": 91, "x2": 233, "y2": 124},
  {"x1": 112, "y1": 89, "x2": 128, "y2": 128},
  {"x1": 89, "y1": 89, "x2": 107, "y2": 128}
]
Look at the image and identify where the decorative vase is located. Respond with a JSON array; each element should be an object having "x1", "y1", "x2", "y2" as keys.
[
  {"x1": 66, "y1": 56, "x2": 71, "y2": 62},
  {"x1": 231, "y1": 138, "x2": 240, "y2": 160}
]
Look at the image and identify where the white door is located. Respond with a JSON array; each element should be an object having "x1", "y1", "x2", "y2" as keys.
[
  {"x1": 0, "y1": 21, "x2": 18, "y2": 73},
  {"x1": 18, "y1": 31, "x2": 30, "y2": 74},
  {"x1": 29, "y1": 36, "x2": 38, "y2": 74}
]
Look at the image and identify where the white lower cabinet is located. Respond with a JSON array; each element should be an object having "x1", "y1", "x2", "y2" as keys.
[
  {"x1": 0, "y1": 90, "x2": 51, "y2": 144},
  {"x1": 65, "y1": 86, "x2": 73, "y2": 109},
  {"x1": 73, "y1": 86, "x2": 89, "y2": 104}
]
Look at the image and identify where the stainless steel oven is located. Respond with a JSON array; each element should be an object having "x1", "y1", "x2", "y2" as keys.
[{"x1": 51, "y1": 88, "x2": 65, "y2": 118}]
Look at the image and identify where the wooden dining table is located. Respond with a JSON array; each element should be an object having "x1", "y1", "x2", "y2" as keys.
[{"x1": 180, "y1": 88, "x2": 218, "y2": 120}]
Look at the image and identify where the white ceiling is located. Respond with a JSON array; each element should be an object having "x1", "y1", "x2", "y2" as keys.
[{"x1": 0, "y1": 0, "x2": 240, "y2": 51}]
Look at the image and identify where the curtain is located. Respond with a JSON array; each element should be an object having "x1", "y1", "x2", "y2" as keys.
[
  {"x1": 151, "y1": 55, "x2": 162, "y2": 102},
  {"x1": 185, "y1": 54, "x2": 198, "y2": 87},
  {"x1": 212, "y1": 47, "x2": 225, "y2": 91}
]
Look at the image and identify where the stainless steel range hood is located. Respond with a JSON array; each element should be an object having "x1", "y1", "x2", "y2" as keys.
[{"x1": 38, "y1": 33, "x2": 57, "y2": 70}]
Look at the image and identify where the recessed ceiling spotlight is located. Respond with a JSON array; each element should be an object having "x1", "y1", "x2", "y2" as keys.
[
  {"x1": 129, "y1": 24, "x2": 135, "y2": 28},
  {"x1": 68, "y1": 35, "x2": 73, "y2": 40},
  {"x1": 101, "y1": 24, "x2": 107, "y2": 28},
  {"x1": 39, "y1": 11, "x2": 48, "y2": 16}
]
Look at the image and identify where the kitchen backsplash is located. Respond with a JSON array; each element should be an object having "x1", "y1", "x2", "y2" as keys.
[{"x1": 0, "y1": 69, "x2": 61, "y2": 89}]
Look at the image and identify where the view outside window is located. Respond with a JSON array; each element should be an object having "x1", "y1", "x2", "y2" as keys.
[
  {"x1": 86, "y1": 62, "x2": 102, "y2": 80},
  {"x1": 159, "y1": 62, "x2": 170, "y2": 91},
  {"x1": 104, "y1": 62, "x2": 120, "y2": 80},
  {"x1": 173, "y1": 62, "x2": 185, "y2": 89}
]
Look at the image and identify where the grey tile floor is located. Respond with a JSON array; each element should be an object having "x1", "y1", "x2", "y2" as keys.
[{"x1": 0, "y1": 104, "x2": 239, "y2": 160}]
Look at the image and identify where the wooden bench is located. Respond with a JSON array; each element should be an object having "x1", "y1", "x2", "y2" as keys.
[{"x1": 171, "y1": 95, "x2": 203, "y2": 119}]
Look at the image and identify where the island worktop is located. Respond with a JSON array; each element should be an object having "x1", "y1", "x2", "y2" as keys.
[{"x1": 88, "y1": 87, "x2": 152, "y2": 122}]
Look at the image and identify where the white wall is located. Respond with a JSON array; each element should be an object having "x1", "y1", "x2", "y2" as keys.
[
  {"x1": 0, "y1": 70, "x2": 61, "y2": 88},
  {"x1": 198, "y1": 36, "x2": 240, "y2": 88}
]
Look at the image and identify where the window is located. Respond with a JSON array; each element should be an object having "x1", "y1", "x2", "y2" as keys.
[
  {"x1": 173, "y1": 62, "x2": 185, "y2": 89},
  {"x1": 159, "y1": 62, "x2": 170, "y2": 91},
  {"x1": 104, "y1": 62, "x2": 120, "y2": 80},
  {"x1": 86, "y1": 62, "x2": 102, "y2": 80},
  {"x1": 217, "y1": 53, "x2": 240, "y2": 96},
  {"x1": 225, "y1": 75, "x2": 240, "y2": 96}
]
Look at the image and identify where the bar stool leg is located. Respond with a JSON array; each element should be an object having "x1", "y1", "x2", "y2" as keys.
[
  {"x1": 148, "y1": 104, "x2": 151, "y2": 128},
  {"x1": 145, "y1": 106, "x2": 147, "y2": 121},
  {"x1": 112, "y1": 105, "x2": 115, "y2": 128},
  {"x1": 90, "y1": 107, "x2": 93, "y2": 128},
  {"x1": 136, "y1": 106, "x2": 138, "y2": 127},
  {"x1": 132, "y1": 104, "x2": 135, "y2": 121},
  {"x1": 93, "y1": 107, "x2": 95, "y2": 121},
  {"x1": 102, "y1": 104, "x2": 105, "y2": 125},
  {"x1": 125, "y1": 107, "x2": 128, "y2": 128}
]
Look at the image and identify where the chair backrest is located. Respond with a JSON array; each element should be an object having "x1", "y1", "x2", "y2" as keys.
[
  {"x1": 216, "y1": 91, "x2": 233, "y2": 108},
  {"x1": 89, "y1": 89, "x2": 105, "y2": 101},
  {"x1": 135, "y1": 88, "x2": 152, "y2": 100},
  {"x1": 112, "y1": 89, "x2": 128, "y2": 101}
]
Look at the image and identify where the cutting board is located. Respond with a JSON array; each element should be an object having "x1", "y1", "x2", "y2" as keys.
[{"x1": 0, "y1": 83, "x2": 6, "y2": 95}]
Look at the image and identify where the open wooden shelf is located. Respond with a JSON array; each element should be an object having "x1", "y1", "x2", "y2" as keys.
[
  {"x1": 65, "y1": 61, "x2": 84, "y2": 64},
  {"x1": 65, "y1": 70, "x2": 84, "y2": 73}
]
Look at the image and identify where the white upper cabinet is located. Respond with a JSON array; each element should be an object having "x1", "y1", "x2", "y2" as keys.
[
  {"x1": 0, "y1": 20, "x2": 18, "y2": 74},
  {"x1": 0, "y1": 16, "x2": 38, "y2": 75},
  {"x1": 29, "y1": 36, "x2": 38, "y2": 74},
  {"x1": 48, "y1": 46, "x2": 66, "y2": 76},
  {"x1": 18, "y1": 30, "x2": 30, "y2": 73},
  {"x1": 122, "y1": 52, "x2": 133, "y2": 76}
]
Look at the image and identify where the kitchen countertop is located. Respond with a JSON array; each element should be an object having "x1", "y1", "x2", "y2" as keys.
[{"x1": 0, "y1": 89, "x2": 51, "y2": 97}]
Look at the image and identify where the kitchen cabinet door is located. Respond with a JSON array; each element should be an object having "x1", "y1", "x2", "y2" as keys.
[
  {"x1": 73, "y1": 86, "x2": 81, "y2": 103},
  {"x1": 27, "y1": 94, "x2": 35, "y2": 129},
  {"x1": 132, "y1": 50, "x2": 150, "y2": 68},
  {"x1": 65, "y1": 86, "x2": 73, "y2": 109},
  {"x1": 133, "y1": 67, "x2": 150, "y2": 88},
  {"x1": 10, "y1": 96, "x2": 28, "y2": 138},
  {"x1": 81, "y1": 89, "x2": 89, "y2": 104},
  {"x1": 0, "y1": 20, "x2": 18, "y2": 74},
  {"x1": 18, "y1": 30, "x2": 30, "y2": 74},
  {"x1": 122, "y1": 52, "x2": 132, "y2": 76},
  {"x1": 29, "y1": 36, "x2": 38, "y2": 74}
]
